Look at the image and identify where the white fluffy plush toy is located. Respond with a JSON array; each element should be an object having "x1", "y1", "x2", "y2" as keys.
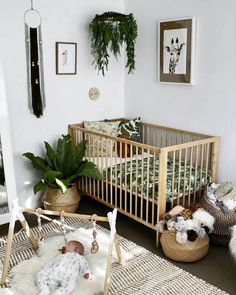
[
  {"x1": 229, "y1": 225, "x2": 236, "y2": 260},
  {"x1": 192, "y1": 209, "x2": 215, "y2": 234}
]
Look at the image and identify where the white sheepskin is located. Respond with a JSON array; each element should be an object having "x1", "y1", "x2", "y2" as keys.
[
  {"x1": 229, "y1": 225, "x2": 236, "y2": 260},
  {"x1": 0, "y1": 227, "x2": 132, "y2": 295}
]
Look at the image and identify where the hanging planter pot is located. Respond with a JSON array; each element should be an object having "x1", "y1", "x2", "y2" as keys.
[{"x1": 89, "y1": 11, "x2": 138, "y2": 76}]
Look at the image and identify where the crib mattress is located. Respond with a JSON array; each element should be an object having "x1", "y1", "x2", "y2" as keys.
[{"x1": 104, "y1": 158, "x2": 210, "y2": 202}]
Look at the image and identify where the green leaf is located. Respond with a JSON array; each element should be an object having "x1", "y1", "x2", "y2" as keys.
[
  {"x1": 74, "y1": 140, "x2": 86, "y2": 163},
  {"x1": 23, "y1": 152, "x2": 49, "y2": 172},
  {"x1": 33, "y1": 180, "x2": 46, "y2": 194},
  {"x1": 56, "y1": 135, "x2": 74, "y2": 177},
  {"x1": 55, "y1": 178, "x2": 68, "y2": 193},
  {"x1": 44, "y1": 170, "x2": 61, "y2": 184},
  {"x1": 44, "y1": 141, "x2": 58, "y2": 170},
  {"x1": 75, "y1": 161, "x2": 102, "y2": 180}
]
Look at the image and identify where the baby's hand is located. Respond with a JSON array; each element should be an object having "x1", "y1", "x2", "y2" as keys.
[{"x1": 83, "y1": 272, "x2": 93, "y2": 280}]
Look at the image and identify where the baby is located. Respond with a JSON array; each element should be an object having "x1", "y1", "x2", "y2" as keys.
[{"x1": 36, "y1": 240, "x2": 92, "y2": 295}]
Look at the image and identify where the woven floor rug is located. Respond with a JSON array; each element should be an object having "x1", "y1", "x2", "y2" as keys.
[{"x1": 0, "y1": 217, "x2": 229, "y2": 295}]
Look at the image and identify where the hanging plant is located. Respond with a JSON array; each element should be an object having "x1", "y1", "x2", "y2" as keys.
[{"x1": 89, "y1": 11, "x2": 138, "y2": 76}]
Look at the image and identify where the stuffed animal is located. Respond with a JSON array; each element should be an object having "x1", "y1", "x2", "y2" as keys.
[
  {"x1": 179, "y1": 208, "x2": 193, "y2": 219},
  {"x1": 174, "y1": 216, "x2": 188, "y2": 244},
  {"x1": 185, "y1": 219, "x2": 199, "y2": 242},
  {"x1": 185, "y1": 211, "x2": 214, "y2": 242},
  {"x1": 156, "y1": 205, "x2": 185, "y2": 233},
  {"x1": 192, "y1": 209, "x2": 215, "y2": 234}
]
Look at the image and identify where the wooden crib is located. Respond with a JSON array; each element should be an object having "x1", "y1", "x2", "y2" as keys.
[{"x1": 69, "y1": 119, "x2": 220, "y2": 245}]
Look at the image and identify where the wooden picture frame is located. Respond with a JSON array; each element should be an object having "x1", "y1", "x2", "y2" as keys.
[
  {"x1": 56, "y1": 42, "x2": 77, "y2": 75},
  {"x1": 158, "y1": 17, "x2": 196, "y2": 85}
]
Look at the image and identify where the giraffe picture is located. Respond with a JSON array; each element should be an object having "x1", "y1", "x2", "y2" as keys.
[
  {"x1": 163, "y1": 29, "x2": 187, "y2": 75},
  {"x1": 158, "y1": 18, "x2": 196, "y2": 85}
]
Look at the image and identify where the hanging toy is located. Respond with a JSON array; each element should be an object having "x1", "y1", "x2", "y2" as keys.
[
  {"x1": 91, "y1": 214, "x2": 99, "y2": 254},
  {"x1": 60, "y1": 211, "x2": 67, "y2": 244},
  {"x1": 36, "y1": 208, "x2": 44, "y2": 246}
]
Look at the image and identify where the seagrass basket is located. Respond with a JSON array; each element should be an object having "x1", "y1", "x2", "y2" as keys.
[
  {"x1": 42, "y1": 185, "x2": 80, "y2": 213},
  {"x1": 160, "y1": 231, "x2": 209, "y2": 262},
  {"x1": 200, "y1": 195, "x2": 236, "y2": 246}
]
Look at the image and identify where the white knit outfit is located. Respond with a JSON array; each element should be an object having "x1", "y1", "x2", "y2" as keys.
[{"x1": 36, "y1": 252, "x2": 91, "y2": 295}]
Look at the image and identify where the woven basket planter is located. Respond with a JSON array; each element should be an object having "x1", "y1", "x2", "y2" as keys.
[
  {"x1": 42, "y1": 185, "x2": 80, "y2": 213},
  {"x1": 160, "y1": 231, "x2": 209, "y2": 262}
]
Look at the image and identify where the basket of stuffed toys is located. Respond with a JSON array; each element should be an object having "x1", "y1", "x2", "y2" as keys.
[{"x1": 157, "y1": 205, "x2": 215, "y2": 262}]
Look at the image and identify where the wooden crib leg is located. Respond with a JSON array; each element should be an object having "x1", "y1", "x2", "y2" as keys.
[{"x1": 156, "y1": 230, "x2": 160, "y2": 247}]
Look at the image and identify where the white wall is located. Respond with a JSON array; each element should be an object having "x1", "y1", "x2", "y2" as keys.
[
  {"x1": 125, "y1": 0, "x2": 236, "y2": 184},
  {"x1": 0, "y1": 0, "x2": 125, "y2": 207},
  {"x1": 1, "y1": 0, "x2": 236, "y2": 209}
]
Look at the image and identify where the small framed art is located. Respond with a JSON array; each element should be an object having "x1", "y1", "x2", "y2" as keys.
[
  {"x1": 56, "y1": 42, "x2": 77, "y2": 75},
  {"x1": 158, "y1": 17, "x2": 196, "y2": 85}
]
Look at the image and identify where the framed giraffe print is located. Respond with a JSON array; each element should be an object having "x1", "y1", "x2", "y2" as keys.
[{"x1": 158, "y1": 17, "x2": 196, "y2": 85}]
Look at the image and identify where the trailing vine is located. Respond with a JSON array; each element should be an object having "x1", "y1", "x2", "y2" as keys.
[{"x1": 89, "y1": 12, "x2": 138, "y2": 76}]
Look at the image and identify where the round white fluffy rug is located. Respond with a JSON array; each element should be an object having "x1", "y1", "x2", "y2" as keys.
[{"x1": 0, "y1": 227, "x2": 131, "y2": 295}]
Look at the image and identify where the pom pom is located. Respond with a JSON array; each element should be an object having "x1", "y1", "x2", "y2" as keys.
[
  {"x1": 187, "y1": 230, "x2": 198, "y2": 242},
  {"x1": 176, "y1": 231, "x2": 188, "y2": 244}
]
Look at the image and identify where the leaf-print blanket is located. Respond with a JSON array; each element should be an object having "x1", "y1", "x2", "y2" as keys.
[{"x1": 104, "y1": 157, "x2": 210, "y2": 202}]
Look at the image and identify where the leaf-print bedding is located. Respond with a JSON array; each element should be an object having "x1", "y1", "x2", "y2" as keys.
[{"x1": 104, "y1": 157, "x2": 210, "y2": 202}]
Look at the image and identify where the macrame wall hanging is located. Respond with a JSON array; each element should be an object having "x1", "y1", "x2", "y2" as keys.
[{"x1": 24, "y1": 0, "x2": 45, "y2": 118}]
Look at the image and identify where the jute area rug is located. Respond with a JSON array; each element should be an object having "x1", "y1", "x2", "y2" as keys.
[{"x1": 0, "y1": 218, "x2": 229, "y2": 295}]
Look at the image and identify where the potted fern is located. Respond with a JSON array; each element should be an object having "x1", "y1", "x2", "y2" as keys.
[{"x1": 23, "y1": 134, "x2": 102, "y2": 212}]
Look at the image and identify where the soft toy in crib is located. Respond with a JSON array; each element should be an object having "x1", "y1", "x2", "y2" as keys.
[{"x1": 36, "y1": 240, "x2": 93, "y2": 295}]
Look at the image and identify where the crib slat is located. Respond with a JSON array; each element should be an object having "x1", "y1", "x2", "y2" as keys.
[
  {"x1": 188, "y1": 146, "x2": 193, "y2": 205},
  {"x1": 140, "y1": 149, "x2": 144, "y2": 220},
  {"x1": 171, "y1": 151, "x2": 176, "y2": 208},
  {"x1": 119, "y1": 141, "x2": 122, "y2": 211},
  {"x1": 110, "y1": 140, "x2": 113, "y2": 205},
  {"x1": 205, "y1": 142, "x2": 210, "y2": 184},
  {"x1": 100, "y1": 138, "x2": 104, "y2": 201},
  {"x1": 177, "y1": 149, "x2": 182, "y2": 205},
  {"x1": 135, "y1": 147, "x2": 139, "y2": 218},
  {"x1": 152, "y1": 153, "x2": 156, "y2": 226},
  {"x1": 199, "y1": 144, "x2": 204, "y2": 197},
  {"x1": 124, "y1": 143, "x2": 128, "y2": 213},
  {"x1": 146, "y1": 151, "x2": 150, "y2": 223},
  {"x1": 183, "y1": 148, "x2": 188, "y2": 205},
  {"x1": 129, "y1": 143, "x2": 133, "y2": 216},
  {"x1": 193, "y1": 145, "x2": 199, "y2": 203},
  {"x1": 114, "y1": 141, "x2": 118, "y2": 208}
]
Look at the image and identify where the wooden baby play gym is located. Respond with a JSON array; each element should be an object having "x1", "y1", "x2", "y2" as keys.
[{"x1": 0, "y1": 205, "x2": 123, "y2": 295}]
